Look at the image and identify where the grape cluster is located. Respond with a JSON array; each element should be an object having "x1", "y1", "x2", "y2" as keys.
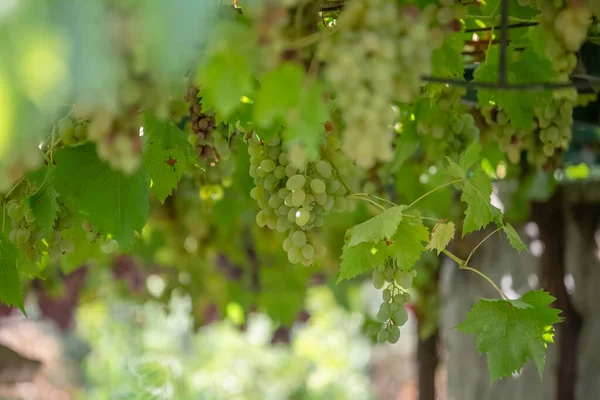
[
  {"x1": 482, "y1": 92, "x2": 576, "y2": 167},
  {"x1": 249, "y1": 133, "x2": 347, "y2": 265},
  {"x1": 184, "y1": 86, "x2": 217, "y2": 162},
  {"x1": 536, "y1": 0, "x2": 591, "y2": 81},
  {"x1": 320, "y1": 0, "x2": 399, "y2": 168},
  {"x1": 371, "y1": 259, "x2": 417, "y2": 344},
  {"x1": 85, "y1": 110, "x2": 143, "y2": 175},
  {"x1": 6, "y1": 200, "x2": 43, "y2": 262},
  {"x1": 56, "y1": 115, "x2": 89, "y2": 147},
  {"x1": 417, "y1": 85, "x2": 480, "y2": 155}
]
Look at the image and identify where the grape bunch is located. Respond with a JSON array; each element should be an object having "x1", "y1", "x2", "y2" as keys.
[
  {"x1": 83, "y1": 110, "x2": 143, "y2": 175},
  {"x1": 56, "y1": 115, "x2": 89, "y2": 147},
  {"x1": 536, "y1": 0, "x2": 591, "y2": 81},
  {"x1": 184, "y1": 86, "x2": 217, "y2": 162},
  {"x1": 417, "y1": 85, "x2": 480, "y2": 156},
  {"x1": 249, "y1": 133, "x2": 347, "y2": 265},
  {"x1": 320, "y1": 0, "x2": 399, "y2": 168},
  {"x1": 481, "y1": 92, "x2": 576, "y2": 167},
  {"x1": 6, "y1": 200, "x2": 43, "y2": 262},
  {"x1": 371, "y1": 259, "x2": 417, "y2": 343}
]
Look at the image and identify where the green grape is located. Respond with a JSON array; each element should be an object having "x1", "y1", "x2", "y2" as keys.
[
  {"x1": 315, "y1": 161, "x2": 332, "y2": 178},
  {"x1": 24, "y1": 209, "x2": 36, "y2": 224},
  {"x1": 282, "y1": 238, "x2": 293, "y2": 252},
  {"x1": 372, "y1": 270, "x2": 385, "y2": 289},
  {"x1": 256, "y1": 211, "x2": 268, "y2": 227},
  {"x1": 384, "y1": 266, "x2": 394, "y2": 280},
  {"x1": 295, "y1": 208, "x2": 310, "y2": 227},
  {"x1": 301, "y1": 244, "x2": 314, "y2": 260},
  {"x1": 287, "y1": 247, "x2": 301, "y2": 264},
  {"x1": 310, "y1": 179, "x2": 326, "y2": 193},
  {"x1": 286, "y1": 175, "x2": 306, "y2": 190},
  {"x1": 292, "y1": 231, "x2": 307, "y2": 247},
  {"x1": 393, "y1": 308, "x2": 409, "y2": 326},
  {"x1": 376, "y1": 302, "x2": 391, "y2": 322},
  {"x1": 60, "y1": 238, "x2": 75, "y2": 253},
  {"x1": 16, "y1": 227, "x2": 31, "y2": 244},
  {"x1": 389, "y1": 302, "x2": 398, "y2": 312},
  {"x1": 382, "y1": 288, "x2": 392, "y2": 302},
  {"x1": 377, "y1": 328, "x2": 389, "y2": 343},
  {"x1": 387, "y1": 325, "x2": 401, "y2": 343},
  {"x1": 395, "y1": 270, "x2": 413, "y2": 288},
  {"x1": 260, "y1": 159, "x2": 276, "y2": 173},
  {"x1": 291, "y1": 190, "x2": 306, "y2": 207}
]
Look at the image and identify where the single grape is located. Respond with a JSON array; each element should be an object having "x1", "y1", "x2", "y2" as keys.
[
  {"x1": 372, "y1": 270, "x2": 385, "y2": 289},
  {"x1": 301, "y1": 244, "x2": 314, "y2": 260},
  {"x1": 395, "y1": 270, "x2": 413, "y2": 289},
  {"x1": 376, "y1": 302, "x2": 391, "y2": 322},
  {"x1": 310, "y1": 179, "x2": 326, "y2": 193},
  {"x1": 377, "y1": 328, "x2": 389, "y2": 343},
  {"x1": 382, "y1": 288, "x2": 392, "y2": 302},
  {"x1": 387, "y1": 325, "x2": 401, "y2": 343},
  {"x1": 286, "y1": 174, "x2": 306, "y2": 190},
  {"x1": 292, "y1": 230, "x2": 307, "y2": 247},
  {"x1": 295, "y1": 208, "x2": 311, "y2": 227},
  {"x1": 393, "y1": 307, "x2": 409, "y2": 326}
]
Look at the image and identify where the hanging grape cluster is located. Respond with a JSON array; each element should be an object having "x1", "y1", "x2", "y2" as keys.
[
  {"x1": 56, "y1": 115, "x2": 89, "y2": 147},
  {"x1": 320, "y1": 0, "x2": 399, "y2": 168},
  {"x1": 184, "y1": 86, "x2": 218, "y2": 162},
  {"x1": 249, "y1": 133, "x2": 347, "y2": 265},
  {"x1": 417, "y1": 85, "x2": 480, "y2": 156},
  {"x1": 371, "y1": 259, "x2": 417, "y2": 343}
]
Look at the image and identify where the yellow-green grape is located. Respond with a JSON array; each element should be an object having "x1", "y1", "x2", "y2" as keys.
[
  {"x1": 292, "y1": 231, "x2": 307, "y2": 247},
  {"x1": 395, "y1": 270, "x2": 413, "y2": 289},
  {"x1": 387, "y1": 325, "x2": 401, "y2": 343},
  {"x1": 372, "y1": 270, "x2": 385, "y2": 289},
  {"x1": 384, "y1": 265, "x2": 394, "y2": 281},
  {"x1": 382, "y1": 288, "x2": 392, "y2": 302},
  {"x1": 376, "y1": 302, "x2": 392, "y2": 322},
  {"x1": 16, "y1": 227, "x2": 31, "y2": 244},
  {"x1": 377, "y1": 328, "x2": 389, "y2": 343},
  {"x1": 393, "y1": 307, "x2": 409, "y2": 326}
]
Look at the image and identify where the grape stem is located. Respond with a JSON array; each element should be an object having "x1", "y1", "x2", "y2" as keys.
[
  {"x1": 349, "y1": 194, "x2": 386, "y2": 211},
  {"x1": 322, "y1": 151, "x2": 352, "y2": 193},
  {"x1": 441, "y1": 249, "x2": 509, "y2": 300},
  {"x1": 351, "y1": 192, "x2": 397, "y2": 207},
  {"x1": 406, "y1": 179, "x2": 462, "y2": 210},
  {"x1": 465, "y1": 226, "x2": 502, "y2": 265}
]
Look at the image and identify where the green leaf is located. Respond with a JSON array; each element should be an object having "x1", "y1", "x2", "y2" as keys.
[
  {"x1": 390, "y1": 215, "x2": 429, "y2": 269},
  {"x1": 283, "y1": 79, "x2": 328, "y2": 160},
  {"x1": 503, "y1": 223, "x2": 528, "y2": 253},
  {"x1": 474, "y1": 46, "x2": 553, "y2": 129},
  {"x1": 457, "y1": 290, "x2": 562, "y2": 382},
  {"x1": 447, "y1": 145, "x2": 503, "y2": 235},
  {"x1": 253, "y1": 63, "x2": 305, "y2": 132},
  {"x1": 459, "y1": 142, "x2": 482, "y2": 173},
  {"x1": 142, "y1": 112, "x2": 197, "y2": 202},
  {"x1": 26, "y1": 168, "x2": 59, "y2": 239},
  {"x1": 0, "y1": 238, "x2": 25, "y2": 312},
  {"x1": 345, "y1": 205, "x2": 406, "y2": 248},
  {"x1": 426, "y1": 221, "x2": 455, "y2": 255},
  {"x1": 196, "y1": 23, "x2": 257, "y2": 119},
  {"x1": 462, "y1": 170, "x2": 503, "y2": 235},
  {"x1": 53, "y1": 144, "x2": 149, "y2": 250},
  {"x1": 431, "y1": 33, "x2": 464, "y2": 77},
  {"x1": 338, "y1": 241, "x2": 390, "y2": 282}
]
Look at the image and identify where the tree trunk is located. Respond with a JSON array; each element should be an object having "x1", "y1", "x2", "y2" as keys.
[
  {"x1": 532, "y1": 189, "x2": 583, "y2": 400},
  {"x1": 417, "y1": 329, "x2": 438, "y2": 400}
]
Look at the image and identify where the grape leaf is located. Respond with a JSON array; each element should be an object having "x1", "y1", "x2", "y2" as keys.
[
  {"x1": 53, "y1": 144, "x2": 149, "y2": 250},
  {"x1": 345, "y1": 205, "x2": 406, "y2": 248},
  {"x1": 459, "y1": 142, "x2": 482, "y2": 173},
  {"x1": 26, "y1": 167, "x2": 59, "y2": 239},
  {"x1": 457, "y1": 290, "x2": 562, "y2": 382},
  {"x1": 253, "y1": 63, "x2": 305, "y2": 135},
  {"x1": 196, "y1": 23, "x2": 257, "y2": 119},
  {"x1": 461, "y1": 170, "x2": 503, "y2": 235},
  {"x1": 389, "y1": 215, "x2": 429, "y2": 269},
  {"x1": 142, "y1": 113, "x2": 197, "y2": 202},
  {"x1": 431, "y1": 33, "x2": 464, "y2": 77},
  {"x1": 0, "y1": 238, "x2": 25, "y2": 313},
  {"x1": 426, "y1": 221, "x2": 455, "y2": 255},
  {"x1": 446, "y1": 145, "x2": 503, "y2": 235},
  {"x1": 338, "y1": 242, "x2": 391, "y2": 282},
  {"x1": 503, "y1": 223, "x2": 528, "y2": 253}
]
